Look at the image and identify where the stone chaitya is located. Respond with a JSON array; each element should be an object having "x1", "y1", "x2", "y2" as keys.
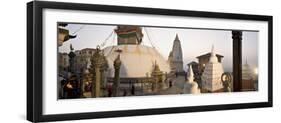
[{"x1": 201, "y1": 45, "x2": 224, "y2": 92}]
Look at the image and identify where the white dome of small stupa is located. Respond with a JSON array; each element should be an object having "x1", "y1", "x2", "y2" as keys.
[{"x1": 183, "y1": 65, "x2": 201, "y2": 94}]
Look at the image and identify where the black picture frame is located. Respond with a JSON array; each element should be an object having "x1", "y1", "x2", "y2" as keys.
[{"x1": 27, "y1": 1, "x2": 273, "y2": 122}]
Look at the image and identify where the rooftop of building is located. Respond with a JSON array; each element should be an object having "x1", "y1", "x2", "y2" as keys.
[{"x1": 196, "y1": 52, "x2": 224, "y2": 59}]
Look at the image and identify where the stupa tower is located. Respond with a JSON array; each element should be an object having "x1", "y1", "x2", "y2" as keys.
[
  {"x1": 183, "y1": 65, "x2": 201, "y2": 94},
  {"x1": 201, "y1": 45, "x2": 224, "y2": 92},
  {"x1": 168, "y1": 34, "x2": 184, "y2": 73},
  {"x1": 114, "y1": 26, "x2": 143, "y2": 45}
]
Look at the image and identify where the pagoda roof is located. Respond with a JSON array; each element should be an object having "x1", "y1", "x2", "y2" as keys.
[
  {"x1": 187, "y1": 61, "x2": 198, "y2": 65},
  {"x1": 196, "y1": 52, "x2": 224, "y2": 59}
]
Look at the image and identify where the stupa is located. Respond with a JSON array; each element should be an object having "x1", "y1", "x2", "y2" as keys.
[
  {"x1": 201, "y1": 45, "x2": 224, "y2": 92},
  {"x1": 102, "y1": 26, "x2": 171, "y2": 89},
  {"x1": 183, "y1": 65, "x2": 201, "y2": 94}
]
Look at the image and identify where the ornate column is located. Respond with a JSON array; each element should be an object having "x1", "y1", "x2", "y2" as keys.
[
  {"x1": 90, "y1": 46, "x2": 104, "y2": 98},
  {"x1": 113, "y1": 53, "x2": 122, "y2": 97},
  {"x1": 232, "y1": 31, "x2": 242, "y2": 92}
]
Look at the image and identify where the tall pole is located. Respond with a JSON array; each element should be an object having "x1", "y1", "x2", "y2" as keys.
[{"x1": 232, "y1": 31, "x2": 242, "y2": 92}]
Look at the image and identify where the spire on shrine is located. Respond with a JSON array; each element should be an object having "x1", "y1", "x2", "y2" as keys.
[
  {"x1": 175, "y1": 33, "x2": 180, "y2": 41},
  {"x1": 209, "y1": 44, "x2": 218, "y2": 63},
  {"x1": 183, "y1": 65, "x2": 201, "y2": 94}
]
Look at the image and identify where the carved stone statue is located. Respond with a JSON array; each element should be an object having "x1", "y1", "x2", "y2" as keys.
[{"x1": 221, "y1": 72, "x2": 233, "y2": 92}]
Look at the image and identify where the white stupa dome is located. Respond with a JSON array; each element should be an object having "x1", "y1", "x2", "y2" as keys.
[
  {"x1": 183, "y1": 65, "x2": 201, "y2": 94},
  {"x1": 102, "y1": 45, "x2": 171, "y2": 78}
]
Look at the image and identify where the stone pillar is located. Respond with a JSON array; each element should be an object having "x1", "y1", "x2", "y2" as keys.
[
  {"x1": 94, "y1": 67, "x2": 101, "y2": 97},
  {"x1": 90, "y1": 46, "x2": 104, "y2": 98},
  {"x1": 113, "y1": 54, "x2": 121, "y2": 97},
  {"x1": 232, "y1": 31, "x2": 242, "y2": 92}
]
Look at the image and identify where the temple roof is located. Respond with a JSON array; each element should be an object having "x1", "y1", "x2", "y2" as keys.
[
  {"x1": 196, "y1": 45, "x2": 223, "y2": 60},
  {"x1": 196, "y1": 53, "x2": 224, "y2": 59},
  {"x1": 187, "y1": 61, "x2": 198, "y2": 66}
]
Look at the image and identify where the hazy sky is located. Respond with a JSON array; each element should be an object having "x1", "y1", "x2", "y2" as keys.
[{"x1": 59, "y1": 24, "x2": 258, "y2": 72}]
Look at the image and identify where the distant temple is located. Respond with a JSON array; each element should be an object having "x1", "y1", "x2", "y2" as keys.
[
  {"x1": 201, "y1": 45, "x2": 224, "y2": 92},
  {"x1": 242, "y1": 60, "x2": 255, "y2": 91},
  {"x1": 168, "y1": 34, "x2": 184, "y2": 73}
]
